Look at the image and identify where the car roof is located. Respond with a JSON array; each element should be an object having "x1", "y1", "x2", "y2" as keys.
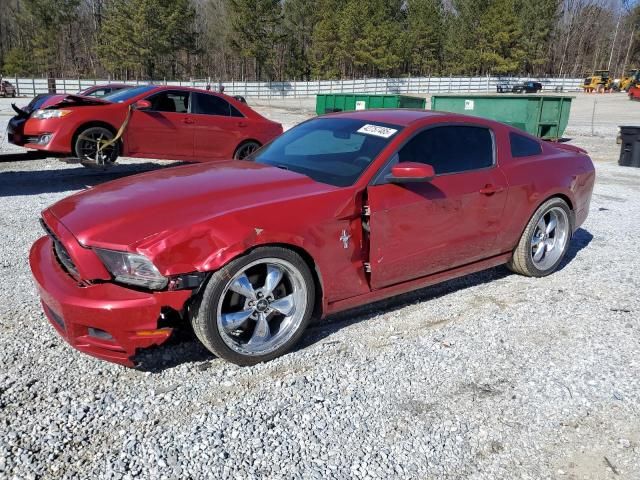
[
  {"x1": 320, "y1": 108, "x2": 512, "y2": 130},
  {"x1": 321, "y1": 108, "x2": 446, "y2": 126}
]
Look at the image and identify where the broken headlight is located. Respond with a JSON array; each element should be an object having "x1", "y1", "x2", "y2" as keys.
[
  {"x1": 32, "y1": 109, "x2": 72, "y2": 120},
  {"x1": 95, "y1": 249, "x2": 167, "y2": 290}
]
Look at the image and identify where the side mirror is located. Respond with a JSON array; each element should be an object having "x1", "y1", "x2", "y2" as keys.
[
  {"x1": 133, "y1": 99, "x2": 152, "y2": 110},
  {"x1": 387, "y1": 162, "x2": 435, "y2": 183}
]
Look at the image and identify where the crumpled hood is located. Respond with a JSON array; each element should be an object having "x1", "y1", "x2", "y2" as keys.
[
  {"x1": 44, "y1": 94, "x2": 110, "y2": 109},
  {"x1": 48, "y1": 161, "x2": 334, "y2": 250}
]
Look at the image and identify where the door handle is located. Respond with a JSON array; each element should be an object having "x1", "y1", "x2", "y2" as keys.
[
  {"x1": 479, "y1": 184, "x2": 504, "y2": 195},
  {"x1": 237, "y1": 121, "x2": 248, "y2": 127},
  {"x1": 183, "y1": 118, "x2": 195, "y2": 124}
]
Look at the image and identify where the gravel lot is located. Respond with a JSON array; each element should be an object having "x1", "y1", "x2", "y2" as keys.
[{"x1": 1, "y1": 93, "x2": 639, "y2": 479}]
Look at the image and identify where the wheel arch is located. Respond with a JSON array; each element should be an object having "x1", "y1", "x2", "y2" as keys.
[
  {"x1": 234, "y1": 138, "x2": 262, "y2": 155},
  {"x1": 514, "y1": 192, "x2": 576, "y2": 249},
  {"x1": 242, "y1": 242, "x2": 325, "y2": 319},
  {"x1": 71, "y1": 121, "x2": 121, "y2": 154},
  {"x1": 193, "y1": 240, "x2": 325, "y2": 320}
]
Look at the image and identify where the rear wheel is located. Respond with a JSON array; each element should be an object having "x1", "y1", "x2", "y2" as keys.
[
  {"x1": 507, "y1": 198, "x2": 573, "y2": 277},
  {"x1": 233, "y1": 140, "x2": 261, "y2": 160},
  {"x1": 191, "y1": 247, "x2": 315, "y2": 366},
  {"x1": 73, "y1": 126, "x2": 119, "y2": 168}
]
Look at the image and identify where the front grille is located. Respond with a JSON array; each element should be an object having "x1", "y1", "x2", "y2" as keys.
[
  {"x1": 53, "y1": 239, "x2": 79, "y2": 278},
  {"x1": 40, "y1": 219, "x2": 80, "y2": 278},
  {"x1": 44, "y1": 303, "x2": 66, "y2": 332}
]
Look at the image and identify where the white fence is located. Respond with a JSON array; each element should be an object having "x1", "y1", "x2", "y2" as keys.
[{"x1": 8, "y1": 76, "x2": 583, "y2": 98}]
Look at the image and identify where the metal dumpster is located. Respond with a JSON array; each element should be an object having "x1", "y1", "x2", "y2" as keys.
[
  {"x1": 430, "y1": 94, "x2": 573, "y2": 139},
  {"x1": 316, "y1": 94, "x2": 426, "y2": 115},
  {"x1": 618, "y1": 126, "x2": 640, "y2": 168}
]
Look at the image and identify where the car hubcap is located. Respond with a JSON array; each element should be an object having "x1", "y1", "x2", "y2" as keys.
[
  {"x1": 216, "y1": 258, "x2": 307, "y2": 356},
  {"x1": 530, "y1": 207, "x2": 569, "y2": 270}
]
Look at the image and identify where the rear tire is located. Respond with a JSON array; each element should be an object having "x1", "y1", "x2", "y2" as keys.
[
  {"x1": 507, "y1": 198, "x2": 573, "y2": 277},
  {"x1": 73, "y1": 126, "x2": 119, "y2": 168},
  {"x1": 233, "y1": 140, "x2": 261, "y2": 160}
]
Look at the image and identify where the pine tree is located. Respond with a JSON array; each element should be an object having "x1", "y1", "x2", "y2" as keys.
[
  {"x1": 228, "y1": 0, "x2": 282, "y2": 80},
  {"x1": 98, "y1": 0, "x2": 196, "y2": 79},
  {"x1": 406, "y1": 0, "x2": 445, "y2": 75}
]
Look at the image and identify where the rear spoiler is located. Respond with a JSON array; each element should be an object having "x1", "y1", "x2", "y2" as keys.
[{"x1": 546, "y1": 141, "x2": 588, "y2": 155}]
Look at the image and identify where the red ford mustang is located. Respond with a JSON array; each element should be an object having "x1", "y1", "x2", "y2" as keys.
[
  {"x1": 11, "y1": 85, "x2": 283, "y2": 166},
  {"x1": 30, "y1": 110, "x2": 595, "y2": 367}
]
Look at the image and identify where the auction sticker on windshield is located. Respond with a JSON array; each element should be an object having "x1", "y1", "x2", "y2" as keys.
[{"x1": 357, "y1": 124, "x2": 398, "y2": 138}]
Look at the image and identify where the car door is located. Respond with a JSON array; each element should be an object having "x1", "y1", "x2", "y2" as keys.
[
  {"x1": 125, "y1": 89, "x2": 195, "y2": 159},
  {"x1": 191, "y1": 92, "x2": 246, "y2": 160},
  {"x1": 366, "y1": 125, "x2": 508, "y2": 290}
]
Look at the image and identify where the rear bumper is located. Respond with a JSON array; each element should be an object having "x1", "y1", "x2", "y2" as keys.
[{"x1": 29, "y1": 236, "x2": 192, "y2": 367}]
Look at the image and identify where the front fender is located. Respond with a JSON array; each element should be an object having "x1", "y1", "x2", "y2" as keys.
[{"x1": 137, "y1": 217, "x2": 312, "y2": 276}]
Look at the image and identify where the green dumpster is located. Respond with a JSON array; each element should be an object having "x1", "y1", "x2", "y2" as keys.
[
  {"x1": 430, "y1": 94, "x2": 573, "y2": 139},
  {"x1": 316, "y1": 94, "x2": 426, "y2": 115}
]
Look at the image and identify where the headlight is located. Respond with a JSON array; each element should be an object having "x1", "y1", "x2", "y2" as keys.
[
  {"x1": 32, "y1": 109, "x2": 72, "y2": 120},
  {"x1": 95, "y1": 249, "x2": 167, "y2": 290}
]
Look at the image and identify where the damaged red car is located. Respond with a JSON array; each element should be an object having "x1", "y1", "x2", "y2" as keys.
[
  {"x1": 10, "y1": 85, "x2": 282, "y2": 166},
  {"x1": 30, "y1": 110, "x2": 595, "y2": 367},
  {"x1": 7, "y1": 84, "x2": 133, "y2": 147}
]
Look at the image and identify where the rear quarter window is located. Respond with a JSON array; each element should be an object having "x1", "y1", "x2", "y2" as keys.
[{"x1": 510, "y1": 132, "x2": 542, "y2": 157}]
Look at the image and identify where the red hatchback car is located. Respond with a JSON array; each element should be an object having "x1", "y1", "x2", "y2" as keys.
[
  {"x1": 14, "y1": 85, "x2": 283, "y2": 166},
  {"x1": 30, "y1": 110, "x2": 595, "y2": 367}
]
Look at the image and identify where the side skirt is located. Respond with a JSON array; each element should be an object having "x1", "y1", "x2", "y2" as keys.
[{"x1": 324, "y1": 252, "x2": 512, "y2": 316}]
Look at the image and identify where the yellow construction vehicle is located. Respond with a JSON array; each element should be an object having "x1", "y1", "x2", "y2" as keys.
[
  {"x1": 581, "y1": 70, "x2": 612, "y2": 92},
  {"x1": 619, "y1": 69, "x2": 640, "y2": 91}
]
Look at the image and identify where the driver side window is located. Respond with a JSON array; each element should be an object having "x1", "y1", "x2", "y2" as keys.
[
  {"x1": 398, "y1": 125, "x2": 494, "y2": 175},
  {"x1": 147, "y1": 91, "x2": 190, "y2": 113}
]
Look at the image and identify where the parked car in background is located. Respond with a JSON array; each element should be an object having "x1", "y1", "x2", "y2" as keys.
[
  {"x1": 629, "y1": 86, "x2": 640, "y2": 101},
  {"x1": 496, "y1": 82, "x2": 512, "y2": 93},
  {"x1": 7, "y1": 84, "x2": 133, "y2": 147},
  {"x1": 77, "y1": 83, "x2": 131, "y2": 98},
  {"x1": 0, "y1": 79, "x2": 17, "y2": 97},
  {"x1": 30, "y1": 109, "x2": 595, "y2": 367},
  {"x1": 9, "y1": 85, "x2": 282, "y2": 166},
  {"x1": 511, "y1": 81, "x2": 543, "y2": 93}
]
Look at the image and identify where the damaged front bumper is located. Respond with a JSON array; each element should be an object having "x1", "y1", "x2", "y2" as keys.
[
  {"x1": 29, "y1": 236, "x2": 193, "y2": 367},
  {"x1": 7, "y1": 115, "x2": 27, "y2": 146}
]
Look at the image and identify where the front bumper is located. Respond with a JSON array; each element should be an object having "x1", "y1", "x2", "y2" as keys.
[{"x1": 29, "y1": 236, "x2": 192, "y2": 367}]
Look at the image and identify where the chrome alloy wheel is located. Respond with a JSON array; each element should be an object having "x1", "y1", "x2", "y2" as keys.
[
  {"x1": 216, "y1": 258, "x2": 307, "y2": 356},
  {"x1": 530, "y1": 206, "x2": 569, "y2": 270}
]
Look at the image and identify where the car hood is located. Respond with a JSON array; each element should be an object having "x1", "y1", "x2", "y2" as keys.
[
  {"x1": 47, "y1": 161, "x2": 336, "y2": 249},
  {"x1": 44, "y1": 94, "x2": 110, "y2": 109}
]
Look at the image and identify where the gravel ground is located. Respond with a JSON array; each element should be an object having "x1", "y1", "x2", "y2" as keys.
[{"x1": 1, "y1": 94, "x2": 639, "y2": 479}]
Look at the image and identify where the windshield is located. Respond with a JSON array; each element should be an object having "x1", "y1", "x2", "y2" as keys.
[
  {"x1": 103, "y1": 85, "x2": 156, "y2": 103},
  {"x1": 253, "y1": 117, "x2": 402, "y2": 187}
]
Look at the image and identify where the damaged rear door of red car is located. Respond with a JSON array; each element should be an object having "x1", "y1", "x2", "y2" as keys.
[{"x1": 367, "y1": 124, "x2": 508, "y2": 289}]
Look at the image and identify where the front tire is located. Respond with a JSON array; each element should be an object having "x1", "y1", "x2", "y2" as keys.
[
  {"x1": 191, "y1": 247, "x2": 315, "y2": 366},
  {"x1": 507, "y1": 198, "x2": 573, "y2": 277},
  {"x1": 73, "y1": 126, "x2": 119, "y2": 168}
]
